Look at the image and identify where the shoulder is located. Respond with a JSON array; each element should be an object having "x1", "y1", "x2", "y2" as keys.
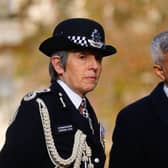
[
  {"x1": 8, "y1": 88, "x2": 51, "y2": 126},
  {"x1": 23, "y1": 88, "x2": 51, "y2": 102},
  {"x1": 112, "y1": 95, "x2": 153, "y2": 137},
  {"x1": 117, "y1": 95, "x2": 151, "y2": 123},
  {"x1": 123, "y1": 95, "x2": 151, "y2": 112}
]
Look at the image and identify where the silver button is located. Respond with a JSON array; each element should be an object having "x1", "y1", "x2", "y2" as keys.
[{"x1": 94, "y1": 158, "x2": 100, "y2": 163}]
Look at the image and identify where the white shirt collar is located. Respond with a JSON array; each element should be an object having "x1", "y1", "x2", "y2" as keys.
[
  {"x1": 163, "y1": 83, "x2": 168, "y2": 98},
  {"x1": 57, "y1": 79, "x2": 82, "y2": 109}
]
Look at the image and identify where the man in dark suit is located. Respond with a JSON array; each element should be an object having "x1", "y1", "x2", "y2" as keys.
[
  {"x1": 0, "y1": 18, "x2": 117, "y2": 168},
  {"x1": 109, "y1": 30, "x2": 168, "y2": 168}
]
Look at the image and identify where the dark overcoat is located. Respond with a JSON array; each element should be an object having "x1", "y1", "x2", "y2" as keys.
[
  {"x1": 0, "y1": 81, "x2": 105, "y2": 168},
  {"x1": 109, "y1": 82, "x2": 168, "y2": 168}
]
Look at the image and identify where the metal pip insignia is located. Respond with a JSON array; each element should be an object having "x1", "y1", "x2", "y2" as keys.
[
  {"x1": 57, "y1": 125, "x2": 73, "y2": 133},
  {"x1": 23, "y1": 88, "x2": 51, "y2": 101}
]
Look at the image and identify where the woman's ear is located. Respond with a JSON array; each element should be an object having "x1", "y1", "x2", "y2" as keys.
[
  {"x1": 153, "y1": 64, "x2": 165, "y2": 81},
  {"x1": 51, "y1": 56, "x2": 64, "y2": 75}
]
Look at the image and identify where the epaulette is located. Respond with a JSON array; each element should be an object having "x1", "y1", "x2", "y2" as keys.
[{"x1": 23, "y1": 88, "x2": 51, "y2": 101}]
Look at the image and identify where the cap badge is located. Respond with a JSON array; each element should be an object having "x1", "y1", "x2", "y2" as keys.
[{"x1": 88, "y1": 29, "x2": 104, "y2": 48}]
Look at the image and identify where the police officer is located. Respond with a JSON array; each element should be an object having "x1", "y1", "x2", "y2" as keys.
[{"x1": 0, "y1": 18, "x2": 116, "y2": 168}]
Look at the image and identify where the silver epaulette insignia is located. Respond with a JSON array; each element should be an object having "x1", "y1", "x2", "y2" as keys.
[{"x1": 23, "y1": 88, "x2": 51, "y2": 101}]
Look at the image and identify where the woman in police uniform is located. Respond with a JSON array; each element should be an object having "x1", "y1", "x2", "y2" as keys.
[{"x1": 0, "y1": 18, "x2": 117, "y2": 168}]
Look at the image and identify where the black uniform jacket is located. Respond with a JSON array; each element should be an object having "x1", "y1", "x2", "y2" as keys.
[
  {"x1": 0, "y1": 81, "x2": 105, "y2": 168},
  {"x1": 109, "y1": 82, "x2": 168, "y2": 168}
]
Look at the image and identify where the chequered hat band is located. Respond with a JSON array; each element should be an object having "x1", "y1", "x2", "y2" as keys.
[
  {"x1": 68, "y1": 35, "x2": 88, "y2": 47},
  {"x1": 67, "y1": 35, "x2": 104, "y2": 49}
]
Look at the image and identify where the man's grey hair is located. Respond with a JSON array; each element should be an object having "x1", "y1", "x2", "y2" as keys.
[
  {"x1": 151, "y1": 30, "x2": 168, "y2": 65},
  {"x1": 49, "y1": 51, "x2": 68, "y2": 80}
]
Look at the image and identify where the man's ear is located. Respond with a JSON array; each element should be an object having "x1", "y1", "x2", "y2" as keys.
[
  {"x1": 51, "y1": 56, "x2": 64, "y2": 75},
  {"x1": 153, "y1": 64, "x2": 165, "y2": 81}
]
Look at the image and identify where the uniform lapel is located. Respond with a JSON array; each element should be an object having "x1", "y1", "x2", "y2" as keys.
[
  {"x1": 66, "y1": 98, "x2": 94, "y2": 136},
  {"x1": 86, "y1": 98, "x2": 105, "y2": 151},
  {"x1": 67, "y1": 97, "x2": 104, "y2": 152}
]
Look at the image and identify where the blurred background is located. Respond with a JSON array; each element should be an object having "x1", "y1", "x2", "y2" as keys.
[{"x1": 0, "y1": 0, "x2": 167, "y2": 166}]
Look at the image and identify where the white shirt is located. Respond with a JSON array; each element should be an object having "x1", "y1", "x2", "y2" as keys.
[
  {"x1": 163, "y1": 84, "x2": 168, "y2": 98},
  {"x1": 57, "y1": 80, "x2": 82, "y2": 109}
]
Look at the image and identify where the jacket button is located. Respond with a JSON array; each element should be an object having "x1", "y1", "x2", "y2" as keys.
[{"x1": 94, "y1": 158, "x2": 100, "y2": 163}]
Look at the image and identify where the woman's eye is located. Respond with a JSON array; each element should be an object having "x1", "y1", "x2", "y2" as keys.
[{"x1": 79, "y1": 55, "x2": 86, "y2": 59}]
